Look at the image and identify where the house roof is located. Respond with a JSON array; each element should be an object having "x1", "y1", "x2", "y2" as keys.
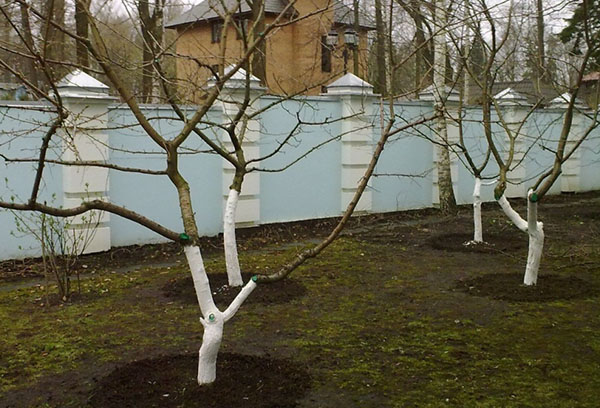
[
  {"x1": 468, "y1": 79, "x2": 562, "y2": 106},
  {"x1": 166, "y1": 0, "x2": 296, "y2": 28},
  {"x1": 166, "y1": 0, "x2": 375, "y2": 30},
  {"x1": 332, "y1": 2, "x2": 375, "y2": 30}
]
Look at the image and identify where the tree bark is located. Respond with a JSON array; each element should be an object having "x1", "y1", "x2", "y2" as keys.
[
  {"x1": 353, "y1": 0, "x2": 360, "y2": 75},
  {"x1": 374, "y1": 0, "x2": 387, "y2": 94},
  {"x1": 75, "y1": 0, "x2": 90, "y2": 69},
  {"x1": 19, "y1": 1, "x2": 38, "y2": 88},
  {"x1": 138, "y1": 0, "x2": 153, "y2": 103},
  {"x1": 433, "y1": 0, "x2": 457, "y2": 214},
  {"x1": 535, "y1": 0, "x2": 546, "y2": 85},
  {"x1": 251, "y1": 0, "x2": 266, "y2": 84}
]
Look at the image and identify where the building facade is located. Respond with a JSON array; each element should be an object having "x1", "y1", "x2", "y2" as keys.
[{"x1": 166, "y1": 0, "x2": 374, "y2": 98}]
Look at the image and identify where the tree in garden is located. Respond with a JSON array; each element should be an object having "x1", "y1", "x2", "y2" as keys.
[
  {"x1": 431, "y1": 0, "x2": 457, "y2": 214},
  {"x1": 457, "y1": 0, "x2": 600, "y2": 285},
  {"x1": 0, "y1": 0, "x2": 435, "y2": 386}
]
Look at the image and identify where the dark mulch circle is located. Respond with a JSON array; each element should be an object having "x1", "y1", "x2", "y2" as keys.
[
  {"x1": 428, "y1": 232, "x2": 526, "y2": 253},
  {"x1": 455, "y1": 273, "x2": 600, "y2": 302},
  {"x1": 162, "y1": 273, "x2": 307, "y2": 307},
  {"x1": 88, "y1": 352, "x2": 311, "y2": 408}
]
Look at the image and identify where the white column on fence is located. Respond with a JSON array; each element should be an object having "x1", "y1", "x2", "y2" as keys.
[
  {"x1": 57, "y1": 70, "x2": 115, "y2": 254},
  {"x1": 326, "y1": 74, "x2": 377, "y2": 213},
  {"x1": 419, "y1": 85, "x2": 460, "y2": 206},
  {"x1": 210, "y1": 67, "x2": 265, "y2": 226},
  {"x1": 548, "y1": 93, "x2": 587, "y2": 193},
  {"x1": 495, "y1": 88, "x2": 530, "y2": 198}
]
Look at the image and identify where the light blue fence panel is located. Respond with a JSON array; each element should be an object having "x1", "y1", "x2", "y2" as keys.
[
  {"x1": 579, "y1": 115, "x2": 600, "y2": 192},
  {"x1": 108, "y1": 105, "x2": 224, "y2": 246},
  {"x1": 259, "y1": 96, "x2": 343, "y2": 223},
  {"x1": 0, "y1": 103, "x2": 63, "y2": 259},
  {"x1": 372, "y1": 101, "x2": 435, "y2": 212}
]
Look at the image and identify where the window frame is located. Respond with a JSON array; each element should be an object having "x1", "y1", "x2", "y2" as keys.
[{"x1": 211, "y1": 21, "x2": 223, "y2": 43}]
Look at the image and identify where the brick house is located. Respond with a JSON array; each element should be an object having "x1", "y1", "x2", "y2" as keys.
[{"x1": 166, "y1": 0, "x2": 374, "y2": 98}]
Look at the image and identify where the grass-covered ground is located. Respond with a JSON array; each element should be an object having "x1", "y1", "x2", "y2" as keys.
[{"x1": 1, "y1": 193, "x2": 599, "y2": 407}]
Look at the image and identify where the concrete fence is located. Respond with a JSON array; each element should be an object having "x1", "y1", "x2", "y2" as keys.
[{"x1": 1, "y1": 71, "x2": 599, "y2": 260}]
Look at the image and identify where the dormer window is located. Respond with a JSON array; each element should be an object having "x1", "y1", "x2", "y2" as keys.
[{"x1": 211, "y1": 21, "x2": 223, "y2": 43}]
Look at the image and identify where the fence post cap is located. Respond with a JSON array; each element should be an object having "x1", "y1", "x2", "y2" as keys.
[{"x1": 325, "y1": 73, "x2": 375, "y2": 96}]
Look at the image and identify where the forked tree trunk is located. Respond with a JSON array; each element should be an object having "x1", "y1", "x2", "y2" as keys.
[
  {"x1": 497, "y1": 191, "x2": 544, "y2": 286},
  {"x1": 184, "y1": 245, "x2": 256, "y2": 384},
  {"x1": 224, "y1": 189, "x2": 243, "y2": 287}
]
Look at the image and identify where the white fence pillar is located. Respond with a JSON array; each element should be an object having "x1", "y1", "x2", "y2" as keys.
[
  {"x1": 212, "y1": 67, "x2": 265, "y2": 226},
  {"x1": 57, "y1": 70, "x2": 115, "y2": 254},
  {"x1": 326, "y1": 74, "x2": 377, "y2": 213}
]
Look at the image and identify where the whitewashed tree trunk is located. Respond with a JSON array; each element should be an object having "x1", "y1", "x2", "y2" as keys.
[
  {"x1": 224, "y1": 189, "x2": 243, "y2": 287},
  {"x1": 524, "y1": 193, "x2": 544, "y2": 285},
  {"x1": 197, "y1": 311, "x2": 224, "y2": 384},
  {"x1": 497, "y1": 191, "x2": 544, "y2": 286},
  {"x1": 184, "y1": 245, "x2": 256, "y2": 385},
  {"x1": 472, "y1": 177, "x2": 483, "y2": 243}
]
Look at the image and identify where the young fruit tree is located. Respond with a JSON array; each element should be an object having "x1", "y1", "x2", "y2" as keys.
[
  {"x1": 457, "y1": 0, "x2": 600, "y2": 285},
  {"x1": 0, "y1": 0, "x2": 435, "y2": 385}
]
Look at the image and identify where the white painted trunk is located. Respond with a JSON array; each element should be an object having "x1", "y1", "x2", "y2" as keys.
[
  {"x1": 524, "y1": 196, "x2": 544, "y2": 286},
  {"x1": 184, "y1": 246, "x2": 257, "y2": 385},
  {"x1": 496, "y1": 193, "x2": 545, "y2": 286},
  {"x1": 197, "y1": 311, "x2": 224, "y2": 384},
  {"x1": 184, "y1": 245, "x2": 217, "y2": 315},
  {"x1": 497, "y1": 195, "x2": 528, "y2": 232},
  {"x1": 224, "y1": 189, "x2": 243, "y2": 287},
  {"x1": 473, "y1": 177, "x2": 483, "y2": 243},
  {"x1": 223, "y1": 279, "x2": 257, "y2": 322}
]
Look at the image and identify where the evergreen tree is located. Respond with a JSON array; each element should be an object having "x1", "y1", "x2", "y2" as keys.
[{"x1": 559, "y1": 0, "x2": 600, "y2": 72}]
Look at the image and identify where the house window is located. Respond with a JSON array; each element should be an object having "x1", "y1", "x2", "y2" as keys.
[
  {"x1": 321, "y1": 36, "x2": 331, "y2": 73},
  {"x1": 211, "y1": 21, "x2": 223, "y2": 43}
]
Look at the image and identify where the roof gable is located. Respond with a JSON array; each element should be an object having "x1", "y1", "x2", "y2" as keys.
[{"x1": 166, "y1": 0, "x2": 374, "y2": 30}]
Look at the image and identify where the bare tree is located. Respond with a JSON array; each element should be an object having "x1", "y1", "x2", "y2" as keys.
[
  {"x1": 0, "y1": 0, "x2": 434, "y2": 386},
  {"x1": 457, "y1": 0, "x2": 600, "y2": 285}
]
